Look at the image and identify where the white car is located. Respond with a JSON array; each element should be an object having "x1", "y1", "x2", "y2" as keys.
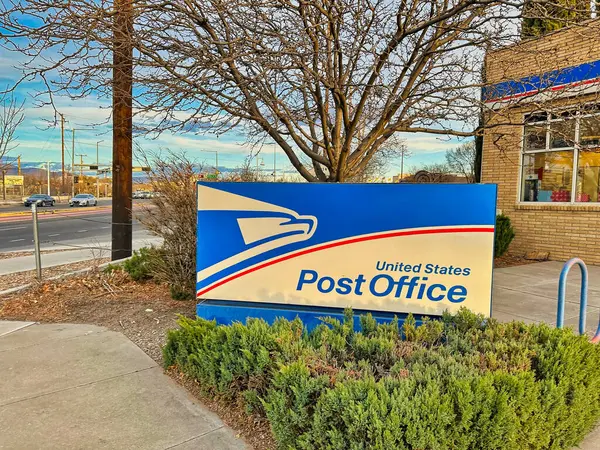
[{"x1": 69, "y1": 194, "x2": 98, "y2": 207}]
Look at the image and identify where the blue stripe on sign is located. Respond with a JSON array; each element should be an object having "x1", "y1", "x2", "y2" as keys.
[
  {"x1": 482, "y1": 59, "x2": 600, "y2": 102},
  {"x1": 196, "y1": 299, "x2": 433, "y2": 330}
]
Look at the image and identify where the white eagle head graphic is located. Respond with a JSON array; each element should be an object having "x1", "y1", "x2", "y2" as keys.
[{"x1": 196, "y1": 185, "x2": 317, "y2": 282}]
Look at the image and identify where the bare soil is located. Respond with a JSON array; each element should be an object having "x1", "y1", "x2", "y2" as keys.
[
  {"x1": 0, "y1": 270, "x2": 275, "y2": 448},
  {"x1": 494, "y1": 253, "x2": 535, "y2": 268}
]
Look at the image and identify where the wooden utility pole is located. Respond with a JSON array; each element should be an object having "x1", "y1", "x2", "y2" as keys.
[
  {"x1": 61, "y1": 114, "x2": 65, "y2": 193},
  {"x1": 71, "y1": 129, "x2": 75, "y2": 197},
  {"x1": 112, "y1": 0, "x2": 133, "y2": 260}
]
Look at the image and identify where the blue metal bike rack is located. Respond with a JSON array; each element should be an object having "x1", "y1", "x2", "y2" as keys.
[{"x1": 556, "y1": 258, "x2": 600, "y2": 342}]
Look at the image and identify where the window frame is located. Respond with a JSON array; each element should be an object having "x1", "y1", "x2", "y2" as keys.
[{"x1": 518, "y1": 107, "x2": 600, "y2": 205}]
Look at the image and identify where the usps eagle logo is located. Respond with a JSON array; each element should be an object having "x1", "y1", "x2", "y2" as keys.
[{"x1": 196, "y1": 185, "x2": 317, "y2": 284}]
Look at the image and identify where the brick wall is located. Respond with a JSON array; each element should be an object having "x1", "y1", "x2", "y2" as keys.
[{"x1": 483, "y1": 20, "x2": 600, "y2": 263}]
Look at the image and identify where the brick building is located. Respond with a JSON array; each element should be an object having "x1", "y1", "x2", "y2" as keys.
[{"x1": 482, "y1": 19, "x2": 600, "y2": 263}]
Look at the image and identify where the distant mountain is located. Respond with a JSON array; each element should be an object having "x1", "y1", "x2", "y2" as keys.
[{"x1": 4, "y1": 161, "x2": 146, "y2": 178}]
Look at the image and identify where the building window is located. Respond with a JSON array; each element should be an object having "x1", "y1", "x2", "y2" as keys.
[{"x1": 521, "y1": 108, "x2": 600, "y2": 203}]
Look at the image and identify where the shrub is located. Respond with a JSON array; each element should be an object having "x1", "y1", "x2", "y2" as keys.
[
  {"x1": 164, "y1": 309, "x2": 600, "y2": 449},
  {"x1": 102, "y1": 263, "x2": 122, "y2": 274},
  {"x1": 123, "y1": 247, "x2": 155, "y2": 281},
  {"x1": 495, "y1": 214, "x2": 515, "y2": 257},
  {"x1": 137, "y1": 151, "x2": 198, "y2": 299}
]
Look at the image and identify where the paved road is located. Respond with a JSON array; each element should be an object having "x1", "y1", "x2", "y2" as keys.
[
  {"x1": 0, "y1": 198, "x2": 151, "y2": 213},
  {"x1": 0, "y1": 210, "x2": 151, "y2": 252}
]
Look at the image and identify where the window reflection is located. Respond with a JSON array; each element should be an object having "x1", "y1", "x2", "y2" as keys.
[
  {"x1": 580, "y1": 116, "x2": 600, "y2": 147},
  {"x1": 576, "y1": 149, "x2": 600, "y2": 202},
  {"x1": 549, "y1": 119, "x2": 575, "y2": 148},
  {"x1": 524, "y1": 124, "x2": 546, "y2": 151}
]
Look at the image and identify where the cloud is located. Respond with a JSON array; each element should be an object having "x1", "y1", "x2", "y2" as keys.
[{"x1": 400, "y1": 132, "x2": 463, "y2": 154}]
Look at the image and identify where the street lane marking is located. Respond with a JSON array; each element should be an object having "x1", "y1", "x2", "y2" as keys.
[
  {"x1": 78, "y1": 229, "x2": 88, "y2": 233},
  {"x1": 0, "y1": 226, "x2": 27, "y2": 231},
  {"x1": 101, "y1": 226, "x2": 110, "y2": 229},
  {"x1": 9, "y1": 239, "x2": 25, "y2": 242},
  {"x1": 48, "y1": 234, "x2": 60, "y2": 237}
]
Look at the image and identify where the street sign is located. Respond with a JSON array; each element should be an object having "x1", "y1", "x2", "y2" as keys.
[
  {"x1": 0, "y1": 175, "x2": 24, "y2": 187},
  {"x1": 196, "y1": 182, "x2": 497, "y2": 328},
  {"x1": 132, "y1": 166, "x2": 151, "y2": 172}
]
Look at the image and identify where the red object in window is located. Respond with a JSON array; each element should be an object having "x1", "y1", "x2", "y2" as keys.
[
  {"x1": 537, "y1": 166, "x2": 544, "y2": 180},
  {"x1": 576, "y1": 193, "x2": 590, "y2": 202},
  {"x1": 551, "y1": 190, "x2": 570, "y2": 202}
]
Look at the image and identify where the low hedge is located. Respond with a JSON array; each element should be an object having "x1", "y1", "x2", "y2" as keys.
[{"x1": 164, "y1": 310, "x2": 600, "y2": 449}]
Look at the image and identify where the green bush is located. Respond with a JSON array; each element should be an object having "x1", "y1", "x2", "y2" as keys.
[
  {"x1": 123, "y1": 247, "x2": 155, "y2": 281},
  {"x1": 169, "y1": 284, "x2": 194, "y2": 301},
  {"x1": 495, "y1": 214, "x2": 515, "y2": 257},
  {"x1": 102, "y1": 262, "x2": 122, "y2": 274},
  {"x1": 164, "y1": 309, "x2": 600, "y2": 449}
]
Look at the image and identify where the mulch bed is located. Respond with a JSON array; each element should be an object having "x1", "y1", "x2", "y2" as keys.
[
  {"x1": 0, "y1": 270, "x2": 193, "y2": 363},
  {"x1": 0, "y1": 258, "x2": 111, "y2": 292}
]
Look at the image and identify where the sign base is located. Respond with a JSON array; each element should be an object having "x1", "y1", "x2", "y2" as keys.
[{"x1": 196, "y1": 300, "x2": 429, "y2": 331}]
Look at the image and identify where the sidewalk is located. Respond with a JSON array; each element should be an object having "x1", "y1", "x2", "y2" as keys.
[
  {"x1": 493, "y1": 261, "x2": 600, "y2": 333},
  {"x1": 493, "y1": 261, "x2": 600, "y2": 449},
  {"x1": 0, "y1": 321, "x2": 247, "y2": 449},
  {"x1": 0, "y1": 236, "x2": 162, "y2": 276}
]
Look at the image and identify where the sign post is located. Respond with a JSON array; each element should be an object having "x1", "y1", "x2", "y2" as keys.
[{"x1": 196, "y1": 183, "x2": 497, "y2": 328}]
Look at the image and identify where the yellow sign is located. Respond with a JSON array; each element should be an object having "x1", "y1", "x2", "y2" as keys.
[{"x1": 1, "y1": 175, "x2": 24, "y2": 187}]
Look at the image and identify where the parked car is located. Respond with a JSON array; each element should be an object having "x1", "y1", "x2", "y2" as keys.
[
  {"x1": 23, "y1": 194, "x2": 55, "y2": 207},
  {"x1": 133, "y1": 191, "x2": 153, "y2": 199},
  {"x1": 69, "y1": 193, "x2": 98, "y2": 207}
]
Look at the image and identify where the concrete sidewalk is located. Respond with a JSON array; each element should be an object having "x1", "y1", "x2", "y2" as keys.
[
  {"x1": 0, "y1": 321, "x2": 246, "y2": 450},
  {"x1": 493, "y1": 261, "x2": 600, "y2": 449},
  {"x1": 493, "y1": 261, "x2": 600, "y2": 333},
  {"x1": 0, "y1": 236, "x2": 162, "y2": 276}
]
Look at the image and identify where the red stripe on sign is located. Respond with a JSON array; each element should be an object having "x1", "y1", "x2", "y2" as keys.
[
  {"x1": 484, "y1": 89, "x2": 538, "y2": 103},
  {"x1": 196, "y1": 227, "x2": 495, "y2": 298}
]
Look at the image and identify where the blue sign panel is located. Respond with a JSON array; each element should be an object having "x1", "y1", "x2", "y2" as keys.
[
  {"x1": 483, "y1": 59, "x2": 600, "y2": 107},
  {"x1": 196, "y1": 183, "x2": 497, "y2": 327}
]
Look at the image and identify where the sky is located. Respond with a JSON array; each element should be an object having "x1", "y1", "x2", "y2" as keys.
[{"x1": 0, "y1": 48, "x2": 461, "y2": 178}]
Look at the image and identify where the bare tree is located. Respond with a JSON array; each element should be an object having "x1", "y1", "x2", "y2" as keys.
[
  {"x1": 3, "y1": 0, "x2": 599, "y2": 182},
  {"x1": 0, "y1": 0, "x2": 530, "y2": 182},
  {"x1": 221, "y1": 154, "x2": 270, "y2": 182},
  {"x1": 0, "y1": 92, "x2": 24, "y2": 199},
  {"x1": 348, "y1": 135, "x2": 407, "y2": 182},
  {"x1": 446, "y1": 141, "x2": 477, "y2": 183}
]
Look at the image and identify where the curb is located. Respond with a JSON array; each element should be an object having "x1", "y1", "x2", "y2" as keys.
[
  {"x1": 0, "y1": 206, "x2": 110, "y2": 219},
  {"x1": 0, "y1": 256, "x2": 132, "y2": 297}
]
